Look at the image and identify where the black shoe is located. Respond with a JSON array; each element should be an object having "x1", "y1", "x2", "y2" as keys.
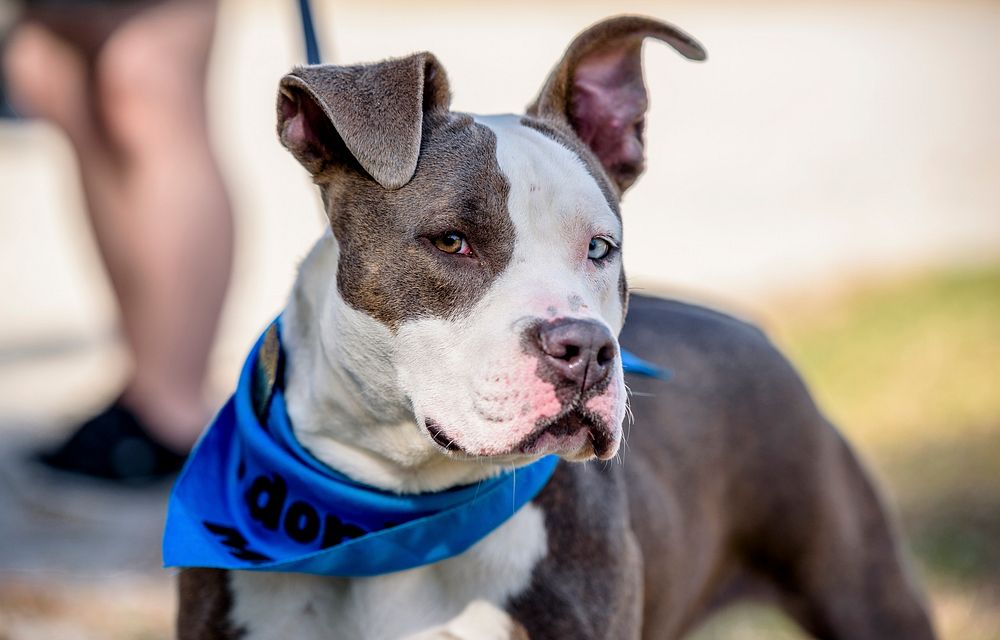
[{"x1": 38, "y1": 401, "x2": 187, "y2": 485}]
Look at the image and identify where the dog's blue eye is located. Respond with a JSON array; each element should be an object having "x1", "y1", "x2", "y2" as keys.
[{"x1": 588, "y1": 237, "x2": 613, "y2": 260}]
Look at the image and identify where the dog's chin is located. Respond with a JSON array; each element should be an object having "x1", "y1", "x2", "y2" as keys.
[{"x1": 423, "y1": 412, "x2": 619, "y2": 463}]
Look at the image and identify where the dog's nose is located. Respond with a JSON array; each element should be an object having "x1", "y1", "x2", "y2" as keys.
[{"x1": 537, "y1": 319, "x2": 617, "y2": 391}]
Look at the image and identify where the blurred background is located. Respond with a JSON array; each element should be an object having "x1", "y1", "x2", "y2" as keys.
[{"x1": 0, "y1": 0, "x2": 997, "y2": 638}]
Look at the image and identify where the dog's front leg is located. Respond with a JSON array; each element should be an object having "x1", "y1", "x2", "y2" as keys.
[{"x1": 403, "y1": 600, "x2": 529, "y2": 640}]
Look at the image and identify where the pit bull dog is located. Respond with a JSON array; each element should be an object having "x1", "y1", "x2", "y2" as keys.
[{"x1": 174, "y1": 15, "x2": 936, "y2": 640}]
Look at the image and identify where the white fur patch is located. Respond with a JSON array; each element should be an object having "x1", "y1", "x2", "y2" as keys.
[
  {"x1": 403, "y1": 600, "x2": 520, "y2": 640},
  {"x1": 230, "y1": 503, "x2": 547, "y2": 640}
]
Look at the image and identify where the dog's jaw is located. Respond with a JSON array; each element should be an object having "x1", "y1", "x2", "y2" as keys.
[{"x1": 282, "y1": 232, "x2": 512, "y2": 493}]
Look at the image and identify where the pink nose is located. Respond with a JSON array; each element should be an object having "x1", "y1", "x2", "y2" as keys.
[{"x1": 536, "y1": 319, "x2": 617, "y2": 392}]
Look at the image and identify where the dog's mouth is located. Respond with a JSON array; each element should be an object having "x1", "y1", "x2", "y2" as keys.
[
  {"x1": 519, "y1": 409, "x2": 616, "y2": 461},
  {"x1": 424, "y1": 410, "x2": 617, "y2": 462},
  {"x1": 425, "y1": 419, "x2": 463, "y2": 453}
]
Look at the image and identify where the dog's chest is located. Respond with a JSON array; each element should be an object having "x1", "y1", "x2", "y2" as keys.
[{"x1": 228, "y1": 504, "x2": 547, "y2": 640}]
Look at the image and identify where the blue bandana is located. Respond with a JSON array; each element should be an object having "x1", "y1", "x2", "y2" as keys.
[{"x1": 163, "y1": 322, "x2": 666, "y2": 576}]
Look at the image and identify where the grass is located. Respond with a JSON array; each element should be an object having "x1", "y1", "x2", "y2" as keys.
[{"x1": 690, "y1": 263, "x2": 1000, "y2": 639}]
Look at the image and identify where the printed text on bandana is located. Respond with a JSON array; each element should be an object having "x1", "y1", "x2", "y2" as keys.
[{"x1": 202, "y1": 461, "x2": 386, "y2": 563}]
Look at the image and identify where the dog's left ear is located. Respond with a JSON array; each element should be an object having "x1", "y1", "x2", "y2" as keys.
[
  {"x1": 528, "y1": 16, "x2": 706, "y2": 194},
  {"x1": 277, "y1": 53, "x2": 451, "y2": 189}
]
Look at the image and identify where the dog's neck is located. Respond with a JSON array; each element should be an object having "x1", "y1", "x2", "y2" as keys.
[{"x1": 281, "y1": 231, "x2": 509, "y2": 493}]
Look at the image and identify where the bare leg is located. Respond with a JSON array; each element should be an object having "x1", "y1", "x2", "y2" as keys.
[
  {"x1": 4, "y1": 0, "x2": 232, "y2": 454},
  {"x1": 91, "y1": 0, "x2": 233, "y2": 451}
]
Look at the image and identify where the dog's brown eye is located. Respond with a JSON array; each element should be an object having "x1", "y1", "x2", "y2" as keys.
[{"x1": 433, "y1": 232, "x2": 472, "y2": 255}]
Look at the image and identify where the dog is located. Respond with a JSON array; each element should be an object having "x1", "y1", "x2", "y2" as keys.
[{"x1": 174, "y1": 15, "x2": 936, "y2": 640}]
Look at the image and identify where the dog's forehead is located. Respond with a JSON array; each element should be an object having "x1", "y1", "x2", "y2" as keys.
[{"x1": 474, "y1": 114, "x2": 621, "y2": 237}]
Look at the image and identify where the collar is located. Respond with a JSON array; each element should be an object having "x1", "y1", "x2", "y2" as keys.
[{"x1": 163, "y1": 321, "x2": 665, "y2": 576}]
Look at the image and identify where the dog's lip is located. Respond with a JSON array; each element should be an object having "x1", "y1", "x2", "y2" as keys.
[
  {"x1": 519, "y1": 409, "x2": 616, "y2": 460},
  {"x1": 424, "y1": 411, "x2": 617, "y2": 461},
  {"x1": 423, "y1": 420, "x2": 537, "y2": 465},
  {"x1": 424, "y1": 419, "x2": 464, "y2": 453}
]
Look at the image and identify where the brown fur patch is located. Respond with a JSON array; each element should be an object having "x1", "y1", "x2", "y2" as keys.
[
  {"x1": 507, "y1": 462, "x2": 643, "y2": 638},
  {"x1": 279, "y1": 53, "x2": 451, "y2": 189},
  {"x1": 276, "y1": 54, "x2": 520, "y2": 329},
  {"x1": 615, "y1": 294, "x2": 936, "y2": 638},
  {"x1": 177, "y1": 569, "x2": 243, "y2": 640},
  {"x1": 323, "y1": 112, "x2": 516, "y2": 329}
]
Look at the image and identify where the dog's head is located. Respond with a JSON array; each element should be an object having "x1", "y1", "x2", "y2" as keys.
[{"x1": 277, "y1": 16, "x2": 704, "y2": 465}]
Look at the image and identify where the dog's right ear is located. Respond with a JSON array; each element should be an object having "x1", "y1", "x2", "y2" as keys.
[{"x1": 277, "y1": 53, "x2": 451, "y2": 190}]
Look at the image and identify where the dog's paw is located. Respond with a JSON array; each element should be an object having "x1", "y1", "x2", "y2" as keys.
[{"x1": 403, "y1": 600, "x2": 528, "y2": 640}]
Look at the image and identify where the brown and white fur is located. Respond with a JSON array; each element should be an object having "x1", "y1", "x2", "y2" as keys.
[{"x1": 177, "y1": 16, "x2": 936, "y2": 640}]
